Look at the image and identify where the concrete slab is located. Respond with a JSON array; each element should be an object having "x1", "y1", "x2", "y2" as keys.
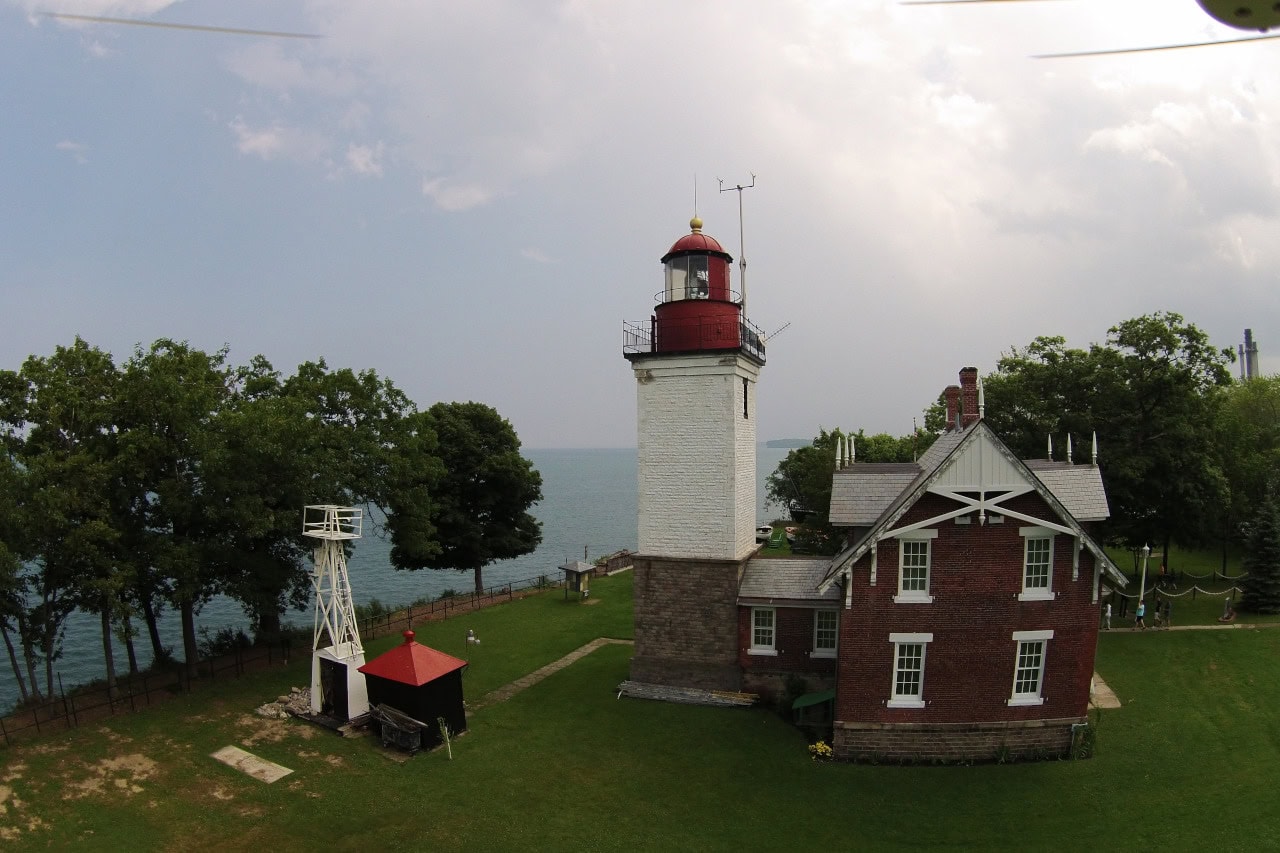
[
  {"x1": 1090, "y1": 673, "x2": 1121, "y2": 709},
  {"x1": 211, "y1": 745, "x2": 294, "y2": 784}
]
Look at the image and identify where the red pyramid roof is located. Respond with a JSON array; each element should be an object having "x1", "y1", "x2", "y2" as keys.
[{"x1": 358, "y1": 631, "x2": 468, "y2": 687}]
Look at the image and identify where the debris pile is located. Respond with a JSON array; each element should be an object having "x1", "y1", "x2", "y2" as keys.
[{"x1": 255, "y1": 686, "x2": 311, "y2": 719}]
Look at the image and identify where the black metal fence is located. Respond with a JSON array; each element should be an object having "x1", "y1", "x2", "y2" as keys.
[
  {"x1": 0, "y1": 572, "x2": 565, "y2": 749},
  {"x1": 0, "y1": 641, "x2": 290, "y2": 748}
]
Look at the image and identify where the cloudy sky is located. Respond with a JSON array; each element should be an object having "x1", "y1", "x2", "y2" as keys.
[{"x1": 3, "y1": 0, "x2": 1278, "y2": 448}]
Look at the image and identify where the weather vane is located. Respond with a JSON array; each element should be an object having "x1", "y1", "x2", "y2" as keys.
[{"x1": 718, "y1": 174, "x2": 755, "y2": 310}]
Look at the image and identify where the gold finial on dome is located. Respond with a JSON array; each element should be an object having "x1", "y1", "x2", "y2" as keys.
[{"x1": 689, "y1": 216, "x2": 703, "y2": 233}]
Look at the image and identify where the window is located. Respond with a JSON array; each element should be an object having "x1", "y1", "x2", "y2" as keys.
[
  {"x1": 1008, "y1": 630, "x2": 1053, "y2": 706},
  {"x1": 1019, "y1": 526, "x2": 1055, "y2": 601},
  {"x1": 894, "y1": 530, "x2": 937, "y2": 603},
  {"x1": 749, "y1": 607, "x2": 776, "y2": 655},
  {"x1": 812, "y1": 610, "x2": 837, "y2": 658},
  {"x1": 888, "y1": 632, "x2": 932, "y2": 708}
]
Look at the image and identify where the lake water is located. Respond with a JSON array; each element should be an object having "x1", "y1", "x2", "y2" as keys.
[{"x1": 1, "y1": 446, "x2": 791, "y2": 711}]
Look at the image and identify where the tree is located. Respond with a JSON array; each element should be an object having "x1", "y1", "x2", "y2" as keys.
[
  {"x1": 1238, "y1": 490, "x2": 1280, "y2": 614},
  {"x1": 982, "y1": 312, "x2": 1233, "y2": 557},
  {"x1": 402, "y1": 402, "x2": 541, "y2": 594},
  {"x1": 1214, "y1": 375, "x2": 1280, "y2": 569},
  {"x1": 765, "y1": 424, "x2": 935, "y2": 555},
  {"x1": 0, "y1": 338, "x2": 123, "y2": 698},
  {"x1": 115, "y1": 340, "x2": 232, "y2": 675},
  {"x1": 205, "y1": 358, "x2": 431, "y2": 641},
  {"x1": 0, "y1": 454, "x2": 31, "y2": 705}
]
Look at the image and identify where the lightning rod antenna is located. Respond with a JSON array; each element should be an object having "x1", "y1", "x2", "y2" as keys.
[{"x1": 718, "y1": 173, "x2": 756, "y2": 311}]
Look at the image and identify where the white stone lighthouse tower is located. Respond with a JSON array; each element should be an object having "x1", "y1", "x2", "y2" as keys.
[{"x1": 622, "y1": 217, "x2": 766, "y2": 691}]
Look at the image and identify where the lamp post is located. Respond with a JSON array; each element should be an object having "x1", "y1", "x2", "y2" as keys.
[{"x1": 1139, "y1": 543, "x2": 1151, "y2": 613}]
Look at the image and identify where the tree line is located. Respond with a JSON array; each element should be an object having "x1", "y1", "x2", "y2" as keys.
[
  {"x1": 767, "y1": 312, "x2": 1280, "y2": 606},
  {"x1": 0, "y1": 338, "x2": 542, "y2": 706}
]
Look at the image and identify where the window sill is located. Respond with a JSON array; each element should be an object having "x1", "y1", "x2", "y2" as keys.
[
  {"x1": 1018, "y1": 591, "x2": 1055, "y2": 602},
  {"x1": 1007, "y1": 696, "x2": 1046, "y2": 707},
  {"x1": 810, "y1": 650, "x2": 837, "y2": 659},
  {"x1": 887, "y1": 698, "x2": 925, "y2": 709},
  {"x1": 747, "y1": 648, "x2": 778, "y2": 657},
  {"x1": 893, "y1": 594, "x2": 934, "y2": 604}
]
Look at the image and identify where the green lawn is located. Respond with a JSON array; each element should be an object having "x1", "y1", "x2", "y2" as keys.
[
  {"x1": 4, "y1": 570, "x2": 1280, "y2": 850},
  {"x1": 1105, "y1": 544, "x2": 1280, "y2": 627}
]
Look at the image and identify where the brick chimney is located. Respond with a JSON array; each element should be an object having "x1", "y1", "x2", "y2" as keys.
[
  {"x1": 959, "y1": 367, "x2": 979, "y2": 427},
  {"x1": 944, "y1": 385, "x2": 961, "y2": 432}
]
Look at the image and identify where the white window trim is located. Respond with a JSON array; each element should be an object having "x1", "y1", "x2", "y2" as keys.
[
  {"x1": 1018, "y1": 526, "x2": 1056, "y2": 602},
  {"x1": 748, "y1": 607, "x2": 777, "y2": 656},
  {"x1": 811, "y1": 609, "x2": 838, "y2": 659},
  {"x1": 1008, "y1": 630, "x2": 1053, "y2": 706},
  {"x1": 888, "y1": 632, "x2": 933, "y2": 709},
  {"x1": 894, "y1": 530, "x2": 937, "y2": 604}
]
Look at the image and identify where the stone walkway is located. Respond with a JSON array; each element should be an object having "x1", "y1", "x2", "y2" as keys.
[{"x1": 469, "y1": 637, "x2": 634, "y2": 712}]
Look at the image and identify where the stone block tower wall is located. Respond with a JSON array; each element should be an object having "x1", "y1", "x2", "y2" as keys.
[
  {"x1": 633, "y1": 353, "x2": 759, "y2": 561},
  {"x1": 630, "y1": 555, "x2": 744, "y2": 691}
]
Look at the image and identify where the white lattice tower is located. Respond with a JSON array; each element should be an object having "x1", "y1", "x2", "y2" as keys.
[
  {"x1": 305, "y1": 504, "x2": 364, "y2": 655},
  {"x1": 303, "y1": 505, "x2": 368, "y2": 719}
]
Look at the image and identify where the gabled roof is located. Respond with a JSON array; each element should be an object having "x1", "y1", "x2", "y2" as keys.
[
  {"x1": 1024, "y1": 460, "x2": 1110, "y2": 522},
  {"x1": 818, "y1": 421, "x2": 1126, "y2": 592},
  {"x1": 830, "y1": 463, "x2": 922, "y2": 527},
  {"x1": 739, "y1": 558, "x2": 841, "y2": 606},
  {"x1": 358, "y1": 631, "x2": 467, "y2": 687}
]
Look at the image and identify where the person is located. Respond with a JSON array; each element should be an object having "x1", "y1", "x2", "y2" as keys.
[
  {"x1": 1163, "y1": 599, "x2": 1172, "y2": 629},
  {"x1": 1135, "y1": 599, "x2": 1146, "y2": 631},
  {"x1": 1153, "y1": 604, "x2": 1163, "y2": 628},
  {"x1": 1103, "y1": 602, "x2": 1112, "y2": 631}
]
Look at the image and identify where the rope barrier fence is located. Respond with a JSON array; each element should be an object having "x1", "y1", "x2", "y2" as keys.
[{"x1": 1112, "y1": 585, "x2": 1243, "y2": 600}]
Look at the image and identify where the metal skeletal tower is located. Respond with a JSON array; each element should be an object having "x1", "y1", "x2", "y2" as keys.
[{"x1": 303, "y1": 505, "x2": 369, "y2": 720}]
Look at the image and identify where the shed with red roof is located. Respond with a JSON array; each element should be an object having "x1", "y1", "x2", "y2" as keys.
[{"x1": 358, "y1": 630, "x2": 468, "y2": 749}]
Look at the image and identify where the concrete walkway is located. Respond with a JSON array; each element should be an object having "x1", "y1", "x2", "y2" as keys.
[
  {"x1": 1107, "y1": 620, "x2": 1280, "y2": 633},
  {"x1": 1090, "y1": 673, "x2": 1121, "y2": 709},
  {"x1": 469, "y1": 637, "x2": 633, "y2": 712}
]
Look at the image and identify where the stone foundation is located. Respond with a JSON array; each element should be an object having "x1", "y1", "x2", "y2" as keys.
[
  {"x1": 833, "y1": 717, "x2": 1084, "y2": 764},
  {"x1": 630, "y1": 554, "x2": 745, "y2": 692}
]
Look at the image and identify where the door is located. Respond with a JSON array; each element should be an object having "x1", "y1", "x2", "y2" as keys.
[{"x1": 319, "y1": 657, "x2": 349, "y2": 721}]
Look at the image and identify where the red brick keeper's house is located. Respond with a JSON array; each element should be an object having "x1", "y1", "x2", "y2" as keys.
[{"x1": 733, "y1": 368, "x2": 1127, "y2": 762}]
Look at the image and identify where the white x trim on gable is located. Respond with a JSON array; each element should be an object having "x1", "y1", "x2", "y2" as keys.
[{"x1": 818, "y1": 421, "x2": 1127, "y2": 599}]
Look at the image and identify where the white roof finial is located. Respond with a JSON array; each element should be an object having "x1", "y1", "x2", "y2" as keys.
[
  {"x1": 851, "y1": 432, "x2": 856, "y2": 464},
  {"x1": 978, "y1": 377, "x2": 985, "y2": 420},
  {"x1": 1091, "y1": 431, "x2": 1099, "y2": 466},
  {"x1": 1066, "y1": 433, "x2": 1074, "y2": 465},
  {"x1": 1047, "y1": 434, "x2": 1054, "y2": 461}
]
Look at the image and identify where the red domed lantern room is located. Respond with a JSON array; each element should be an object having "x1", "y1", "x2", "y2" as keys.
[{"x1": 623, "y1": 217, "x2": 766, "y2": 363}]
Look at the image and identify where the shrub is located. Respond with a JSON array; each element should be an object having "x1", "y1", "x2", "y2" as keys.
[{"x1": 196, "y1": 626, "x2": 252, "y2": 659}]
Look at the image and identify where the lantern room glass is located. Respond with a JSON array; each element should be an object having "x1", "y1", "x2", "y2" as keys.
[{"x1": 665, "y1": 254, "x2": 711, "y2": 301}]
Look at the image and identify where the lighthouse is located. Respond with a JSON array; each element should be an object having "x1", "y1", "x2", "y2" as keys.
[{"x1": 622, "y1": 216, "x2": 766, "y2": 691}]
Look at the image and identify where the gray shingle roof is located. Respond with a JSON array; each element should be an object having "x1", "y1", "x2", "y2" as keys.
[
  {"x1": 738, "y1": 558, "x2": 841, "y2": 605},
  {"x1": 1024, "y1": 461, "x2": 1111, "y2": 521},
  {"x1": 829, "y1": 463, "x2": 921, "y2": 526}
]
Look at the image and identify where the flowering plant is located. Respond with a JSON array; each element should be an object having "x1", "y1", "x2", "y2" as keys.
[{"x1": 808, "y1": 740, "x2": 833, "y2": 761}]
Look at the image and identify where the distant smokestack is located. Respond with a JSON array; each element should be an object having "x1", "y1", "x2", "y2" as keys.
[{"x1": 1241, "y1": 329, "x2": 1259, "y2": 381}]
